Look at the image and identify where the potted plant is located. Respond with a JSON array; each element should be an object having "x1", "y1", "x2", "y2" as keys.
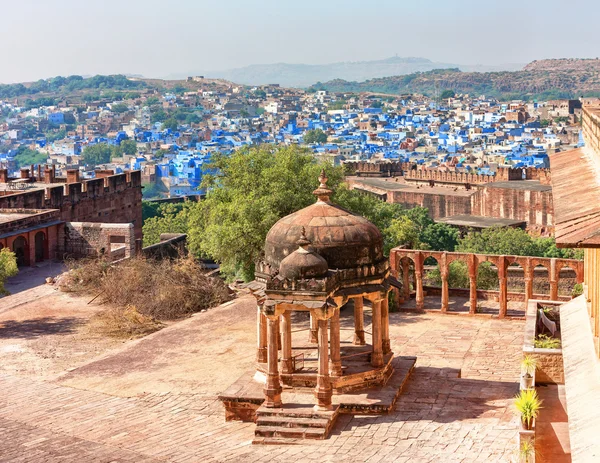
[
  {"x1": 515, "y1": 389, "x2": 542, "y2": 431},
  {"x1": 521, "y1": 355, "x2": 536, "y2": 389},
  {"x1": 533, "y1": 334, "x2": 561, "y2": 349},
  {"x1": 519, "y1": 437, "x2": 535, "y2": 463}
]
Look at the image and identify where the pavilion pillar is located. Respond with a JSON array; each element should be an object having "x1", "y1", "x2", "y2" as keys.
[
  {"x1": 308, "y1": 312, "x2": 318, "y2": 344},
  {"x1": 280, "y1": 311, "x2": 293, "y2": 374},
  {"x1": 263, "y1": 315, "x2": 282, "y2": 408},
  {"x1": 371, "y1": 299, "x2": 384, "y2": 367},
  {"x1": 315, "y1": 317, "x2": 332, "y2": 410},
  {"x1": 402, "y1": 259, "x2": 410, "y2": 300},
  {"x1": 329, "y1": 309, "x2": 342, "y2": 377},
  {"x1": 441, "y1": 254, "x2": 449, "y2": 313},
  {"x1": 524, "y1": 258, "x2": 533, "y2": 304},
  {"x1": 381, "y1": 294, "x2": 391, "y2": 354},
  {"x1": 550, "y1": 258, "x2": 559, "y2": 301},
  {"x1": 498, "y1": 256, "x2": 508, "y2": 319},
  {"x1": 256, "y1": 307, "x2": 267, "y2": 363},
  {"x1": 353, "y1": 297, "x2": 366, "y2": 345},
  {"x1": 468, "y1": 254, "x2": 478, "y2": 314},
  {"x1": 415, "y1": 253, "x2": 424, "y2": 310}
]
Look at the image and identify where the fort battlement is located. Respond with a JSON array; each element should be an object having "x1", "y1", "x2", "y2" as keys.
[
  {"x1": 344, "y1": 161, "x2": 551, "y2": 185},
  {"x1": 0, "y1": 169, "x2": 143, "y2": 240}
]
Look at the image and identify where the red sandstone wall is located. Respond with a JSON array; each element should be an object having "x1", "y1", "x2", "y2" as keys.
[
  {"x1": 472, "y1": 185, "x2": 554, "y2": 232},
  {"x1": 388, "y1": 190, "x2": 472, "y2": 218},
  {"x1": 0, "y1": 171, "x2": 143, "y2": 240}
]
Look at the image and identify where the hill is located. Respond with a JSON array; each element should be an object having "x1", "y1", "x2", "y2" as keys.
[
  {"x1": 308, "y1": 59, "x2": 600, "y2": 100},
  {"x1": 180, "y1": 57, "x2": 523, "y2": 88}
]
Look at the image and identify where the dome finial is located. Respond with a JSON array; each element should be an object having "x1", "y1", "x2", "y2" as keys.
[
  {"x1": 297, "y1": 226, "x2": 311, "y2": 248},
  {"x1": 312, "y1": 168, "x2": 333, "y2": 203}
]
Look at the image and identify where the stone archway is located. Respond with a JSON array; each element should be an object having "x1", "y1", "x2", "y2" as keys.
[{"x1": 12, "y1": 236, "x2": 28, "y2": 266}]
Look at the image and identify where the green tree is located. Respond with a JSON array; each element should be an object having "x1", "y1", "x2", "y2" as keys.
[
  {"x1": 187, "y1": 145, "x2": 344, "y2": 280},
  {"x1": 0, "y1": 248, "x2": 18, "y2": 296},
  {"x1": 384, "y1": 216, "x2": 421, "y2": 253},
  {"x1": 441, "y1": 89, "x2": 456, "y2": 99},
  {"x1": 13, "y1": 146, "x2": 47, "y2": 169},
  {"x1": 420, "y1": 223, "x2": 459, "y2": 251},
  {"x1": 153, "y1": 149, "x2": 170, "y2": 160},
  {"x1": 120, "y1": 139, "x2": 137, "y2": 155},
  {"x1": 82, "y1": 143, "x2": 112, "y2": 167},
  {"x1": 142, "y1": 202, "x2": 191, "y2": 246},
  {"x1": 303, "y1": 129, "x2": 328, "y2": 144},
  {"x1": 111, "y1": 103, "x2": 129, "y2": 114},
  {"x1": 162, "y1": 118, "x2": 178, "y2": 131}
]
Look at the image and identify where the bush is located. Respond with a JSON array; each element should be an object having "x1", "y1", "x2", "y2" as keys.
[
  {"x1": 572, "y1": 283, "x2": 584, "y2": 298},
  {"x1": 0, "y1": 248, "x2": 18, "y2": 296},
  {"x1": 89, "y1": 305, "x2": 164, "y2": 338},
  {"x1": 424, "y1": 260, "x2": 498, "y2": 290},
  {"x1": 533, "y1": 334, "x2": 561, "y2": 349},
  {"x1": 63, "y1": 256, "x2": 231, "y2": 322}
]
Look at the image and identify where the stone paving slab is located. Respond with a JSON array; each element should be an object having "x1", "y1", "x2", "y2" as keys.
[{"x1": 0, "y1": 299, "x2": 526, "y2": 462}]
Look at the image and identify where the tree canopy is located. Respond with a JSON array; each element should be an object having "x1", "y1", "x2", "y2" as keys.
[
  {"x1": 120, "y1": 139, "x2": 137, "y2": 155},
  {"x1": 0, "y1": 248, "x2": 18, "y2": 296},
  {"x1": 13, "y1": 146, "x2": 47, "y2": 169},
  {"x1": 81, "y1": 143, "x2": 122, "y2": 167},
  {"x1": 303, "y1": 129, "x2": 328, "y2": 144},
  {"x1": 186, "y1": 145, "x2": 344, "y2": 280}
]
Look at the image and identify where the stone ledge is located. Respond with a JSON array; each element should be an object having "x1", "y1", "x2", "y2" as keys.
[{"x1": 560, "y1": 295, "x2": 600, "y2": 462}]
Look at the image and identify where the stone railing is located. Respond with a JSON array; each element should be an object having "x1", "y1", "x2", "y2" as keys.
[{"x1": 389, "y1": 249, "x2": 583, "y2": 318}]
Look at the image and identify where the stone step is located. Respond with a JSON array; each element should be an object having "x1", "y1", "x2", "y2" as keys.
[
  {"x1": 256, "y1": 405, "x2": 337, "y2": 420},
  {"x1": 256, "y1": 415, "x2": 330, "y2": 429},
  {"x1": 255, "y1": 425, "x2": 327, "y2": 440},
  {"x1": 251, "y1": 437, "x2": 302, "y2": 445}
]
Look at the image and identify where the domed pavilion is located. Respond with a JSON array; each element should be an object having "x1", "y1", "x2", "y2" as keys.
[{"x1": 251, "y1": 170, "x2": 394, "y2": 411}]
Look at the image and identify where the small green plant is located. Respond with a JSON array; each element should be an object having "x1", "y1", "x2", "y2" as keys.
[
  {"x1": 515, "y1": 389, "x2": 542, "y2": 430},
  {"x1": 519, "y1": 437, "x2": 536, "y2": 463},
  {"x1": 521, "y1": 355, "x2": 537, "y2": 376},
  {"x1": 534, "y1": 334, "x2": 561, "y2": 349},
  {"x1": 572, "y1": 283, "x2": 584, "y2": 298}
]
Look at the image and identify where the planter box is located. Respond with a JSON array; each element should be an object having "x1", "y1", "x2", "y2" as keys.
[
  {"x1": 523, "y1": 300, "x2": 564, "y2": 385},
  {"x1": 518, "y1": 419, "x2": 536, "y2": 463}
]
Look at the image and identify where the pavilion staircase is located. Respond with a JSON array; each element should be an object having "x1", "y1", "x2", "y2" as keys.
[{"x1": 252, "y1": 404, "x2": 339, "y2": 444}]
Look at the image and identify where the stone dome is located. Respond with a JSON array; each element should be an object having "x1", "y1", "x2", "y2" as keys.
[
  {"x1": 278, "y1": 228, "x2": 328, "y2": 280},
  {"x1": 264, "y1": 171, "x2": 385, "y2": 271}
]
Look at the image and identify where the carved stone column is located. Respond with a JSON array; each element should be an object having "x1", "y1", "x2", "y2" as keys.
[
  {"x1": 329, "y1": 309, "x2": 342, "y2": 377},
  {"x1": 371, "y1": 299, "x2": 384, "y2": 367},
  {"x1": 468, "y1": 254, "x2": 478, "y2": 314},
  {"x1": 264, "y1": 316, "x2": 282, "y2": 408},
  {"x1": 441, "y1": 265, "x2": 449, "y2": 313},
  {"x1": 402, "y1": 259, "x2": 410, "y2": 300},
  {"x1": 256, "y1": 307, "x2": 267, "y2": 363},
  {"x1": 550, "y1": 258, "x2": 558, "y2": 301},
  {"x1": 308, "y1": 312, "x2": 318, "y2": 344},
  {"x1": 415, "y1": 253, "x2": 424, "y2": 310},
  {"x1": 524, "y1": 258, "x2": 533, "y2": 304},
  {"x1": 498, "y1": 256, "x2": 508, "y2": 319},
  {"x1": 315, "y1": 318, "x2": 332, "y2": 410},
  {"x1": 353, "y1": 297, "x2": 365, "y2": 345},
  {"x1": 280, "y1": 311, "x2": 293, "y2": 374},
  {"x1": 381, "y1": 294, "x2": 391, "y2": 354}
]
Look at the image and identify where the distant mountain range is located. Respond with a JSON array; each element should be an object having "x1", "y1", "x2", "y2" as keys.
[
  {"x1": 308, "y1": 59, "x2": 600, "y2": 100},
  {"x1": 166, "y1": 57, "x2": 524, "y2": 88}
]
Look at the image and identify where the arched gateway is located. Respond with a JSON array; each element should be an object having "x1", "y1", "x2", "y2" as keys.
[{"x1": 219, "y1": 171, "x2": 415, "y2": 443}]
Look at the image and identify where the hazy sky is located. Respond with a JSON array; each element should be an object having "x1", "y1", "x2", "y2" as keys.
[{"x1": 1, "y1": 0, "x2": 598, "y2": 83}]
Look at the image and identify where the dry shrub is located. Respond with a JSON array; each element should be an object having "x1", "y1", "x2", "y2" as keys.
[
  {"x1": 89, "y1": 305, "x2": 164, "y2": 338},
  {"x1": 64, "y1": 255, "x2": 232, "y2": 321}
]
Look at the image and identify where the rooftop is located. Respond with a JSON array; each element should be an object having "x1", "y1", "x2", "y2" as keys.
[
  {"x1": 550, "y1": 147, "x2": 600, "y2": 247},
  {"x1": 436, "y1": 214, "x2": 526, "y2": 228}
]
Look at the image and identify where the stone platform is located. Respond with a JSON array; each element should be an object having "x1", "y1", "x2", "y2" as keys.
[{"x1": 219, "y1": 355, "x2": 416, "y2": 442}]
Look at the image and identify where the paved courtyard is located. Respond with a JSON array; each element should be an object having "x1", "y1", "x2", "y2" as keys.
[{"x1": 0, "y1": 292, "x2": 526, "y2": 462}]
